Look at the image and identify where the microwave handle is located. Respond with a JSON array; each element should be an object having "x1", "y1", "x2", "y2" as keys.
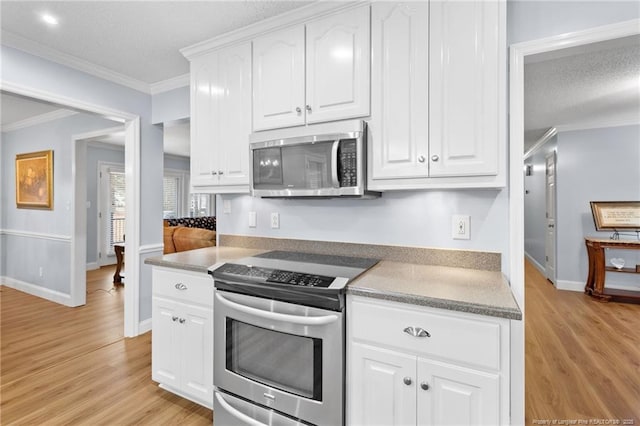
[
  {"x1": 216, "y1": 292, "x2": 339, "y2": 326},
  {"x1": 215, "y1": 392, "x2": 268, "y2": 426},
  {"x1": 331, "y1": 140, "x2": 340, "y2": 188}
]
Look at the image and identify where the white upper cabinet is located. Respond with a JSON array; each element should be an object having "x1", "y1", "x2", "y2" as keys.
[
  {"x1": 252, "y1": 25, "x2": 306, "y2": 130},
  {"x1": 252, "y1": 5, "x2": 371, "y2": 131},
  {"x1": 369, "y1": 2, "x2": 429, "y2": 181},
  {"x1": 369, "y1": 0, "x2": 505, "y2": 190},
  {"x1": 190, "y1": 42, "x2": 251, "y2": 193},
  {"x1": 429, "y1": 0, "x2": 501, "y2": 177},
  {"x1": 305, "y1": 6, "x2": 370, "y2": 124}
]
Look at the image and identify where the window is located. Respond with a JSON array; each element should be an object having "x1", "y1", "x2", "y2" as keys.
[
  {"x1": 108, "y1": 170, "x2": 126, "y2": 250},
  {"x1": 163, "y1": 169, "x2": 189, "y2": 219},
  {"x1": 190, "y1": 194, "x2": 215, "y2": 217}
]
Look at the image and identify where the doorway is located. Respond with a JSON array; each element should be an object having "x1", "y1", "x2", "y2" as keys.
[{"x1": 509, "y1": 19, "x2": 640, "y2": 424}]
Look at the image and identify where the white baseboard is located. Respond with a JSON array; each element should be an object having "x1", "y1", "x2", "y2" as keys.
[
  {"x1": 1, "y1": 276, "x2": 73, "y2": 306},
  {"x1": 524, "y1": 252, "x2": 545, "y2": 275},
  {"x1": 556, "y1": 280, "x2": 584, "y2": 292},
  {"x1": 138, "y1": 318, "x2": 152, "y2": 334},
  {"x1": 86, "y1": 262, "x2": 99, "y2": 271}
]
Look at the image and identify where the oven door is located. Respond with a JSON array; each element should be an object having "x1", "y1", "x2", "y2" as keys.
[{"x1": 214, "y1": 290, "x2": 344, "y2": 426}]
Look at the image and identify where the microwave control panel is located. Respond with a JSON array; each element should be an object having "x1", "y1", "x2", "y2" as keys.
[{"x1": 339, "y1": 139, "x2": 357, "y2": 187}]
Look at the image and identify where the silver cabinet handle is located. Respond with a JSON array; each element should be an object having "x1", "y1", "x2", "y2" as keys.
[
  {"x1": 403, "y1": 326, "x2": 431, "y2": 338},
  {"x1": 295, "y1": 107, "x2": 302, "y2": 113},
  {"x1": 171, "y1": 316, "x2": 178, "y2": 322},
  {"x1": 218, "y1": 170, "x2": 224, "y2": 175},
  {"x1": 420, "y1": 382, "x2": 430, "y2": 391},
  {"x1": 210, "y1": 171, "x2": 218, "y2": 175},
  {"x1": 431, "y1": 155, "x2": 440, "y2": 162},
  {"x1": 403, "y1": 377, "x2": 412, "y2": 386},
  {"x1": 174, "y1": 283, "x2": 187, "y2": 290},
  {"x1": 418, "y1": 155, "x2": 426, "y2": 163},
  {"x1": 179, "y1": 318, "x2": 186, "y2": 324},
  {"x1": 306, "y1": 105, "x2": 312, "y2": 112}
]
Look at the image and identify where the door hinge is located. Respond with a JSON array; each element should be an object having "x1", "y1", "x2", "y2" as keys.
[
  {"x1": 99, "y1": 212, "x2": 102, "y2": 219},
  {"x1": 546, "y1": 256, "x2": 549, "y2": 262},
  {"x1": 99, "y1": 252, "x2": 102, "y2": 259}
]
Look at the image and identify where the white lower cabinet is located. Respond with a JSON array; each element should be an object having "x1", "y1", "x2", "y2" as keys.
[
  {"x1": 347, "y1": 295, "x2": 509, "y2": 425},
  {"x1": 152, "y1": 268, "x2": 213, "y2": 408}
]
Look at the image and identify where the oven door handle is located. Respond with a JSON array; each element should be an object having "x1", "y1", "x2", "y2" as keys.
[
  {"x1": 216, "y1": 292, "x2": 339, "y2": 326},
  {"x1": 215, "y1": 392, "x2": 268, "y2": 426}
]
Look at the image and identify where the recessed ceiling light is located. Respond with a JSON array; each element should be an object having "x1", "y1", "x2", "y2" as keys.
[{"x1": 41, "y1": 13, "x2": 59, "y2": 26}]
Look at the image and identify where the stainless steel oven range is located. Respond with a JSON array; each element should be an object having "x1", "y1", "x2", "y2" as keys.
[{"x1": 209, "y1": 251, "x2": 379, "y2": 426}]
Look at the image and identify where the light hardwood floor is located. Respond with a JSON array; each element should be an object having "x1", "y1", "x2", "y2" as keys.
[
  {"x1": 525, "y1": 259, "x2": 640, "y2": 425},
  {"x1": 1, "y1": 266, "x2": 212, "y2": 425}
]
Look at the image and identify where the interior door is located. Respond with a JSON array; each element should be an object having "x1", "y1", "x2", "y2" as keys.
[
  {"x1": 545, "y1": 151, "x2": 557, "y2": 284},
  {"x1": 98, "y1": 163, "x2": 125, "y2": 266}
]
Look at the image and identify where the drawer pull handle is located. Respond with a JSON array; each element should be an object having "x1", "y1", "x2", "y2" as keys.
[
  {"x1": 175, "y1": 283, "x2": 188, "y2": 290},
  {"x1": 403, "y1": 326, "x2": 431, "y2": 338},
  {"x1": 403, "y1": 377, "x2": 412, "y2": 386}
]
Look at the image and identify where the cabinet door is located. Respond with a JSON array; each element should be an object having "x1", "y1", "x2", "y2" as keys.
[
  {"x1": 429, "y1": 0, "x2": 501, "y2": 177},
  {"x1": 152, "y1": 297, "x2": 181, "y2": 390},
  {"x1": 349, "y1": 343, "x2": 416, "y2": 426},
  {"x1": 190, "y1": 54, "x2": 220, "y2": 187},
  {"x1": 369, "y1": 2, "x2": 429, "y2": 182},
  {"x1": 253, "y1": 25, "x2": 305, "y2": 131},
  {"x1": 417, "y1": 358, "x2": 500, "y2": 426},
  {"x1": 306, "y1": 5, "x2": 371, "y2": 124},
  {"x1": 180, "y1": 302, "x2": 214, "y2": 406},
  {"x1": 218, "y1": 42, "x2": 252, "y2": 189}
]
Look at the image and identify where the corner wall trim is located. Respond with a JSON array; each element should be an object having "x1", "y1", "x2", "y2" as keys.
[
  {"x1": 138, "y1": 318, "x2": 152, "y2": 334},
  {"x1": 0, "y1": 229, "x2": 71, "y2": 242},
  {"x1": 139, "y1": 244, "x2": 164, "y2": 255},
  {"x1": 1, "y1": 277, "x2": 73, "y2": 306},
  {"x1": 86, "y1": 262, "x2": 99, "y2": 271},
  {"x1": 556, "y1": 280, "x2": 585, "y2": 292}
]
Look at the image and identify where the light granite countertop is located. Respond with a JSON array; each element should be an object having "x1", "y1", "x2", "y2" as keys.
[
  {"x1": 348, "y1": 261, "x2": 522, "y2": 320},
  {"x1": 145, "y1": 246, "x2": 521, "y2": 320}
]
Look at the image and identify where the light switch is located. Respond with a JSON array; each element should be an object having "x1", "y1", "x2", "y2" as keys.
[{"x1": 249, "y1": 211, "x2": 257, "y2": 228}]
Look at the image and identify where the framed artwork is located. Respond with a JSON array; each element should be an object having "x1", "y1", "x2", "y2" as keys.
[
  {"x1": 590, "y1": 201, "x2": 640, "y2": 231},
  {"x1": 15, "y1": 150, "x2": 54, "y2": 209}
]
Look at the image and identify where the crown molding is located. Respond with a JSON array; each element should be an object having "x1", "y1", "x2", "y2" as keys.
[
  {"x1": 1, "y1": 30, "x2": 151, "y2": 94},
  {"x1": 180, "y1": 1, "x2": 367, "y2": 59},
  {"x1": 524, "y1": 127, "x2": 557, "y2": 160},
  {"x1": 554, "y1": 117, "x2": 640, "y2": 133},
  {"x1": 150, "y1": 74, "x2": 190, "y2": 95},
  {"x1": 1, "y1": 109, "x2": 78, "y2": 132}
]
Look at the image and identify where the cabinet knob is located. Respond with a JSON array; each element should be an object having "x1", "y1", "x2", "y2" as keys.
[
  {"x1": 418, "y1": 155, "x2": 426, "y2": 163},
  {"x1": 175, "y1": 283, "x2": 188, "y2": 291},
  {"x1": 179, "y1": 318, "x2": 186, "y2": 324},
  {"x1": 210, "y1": 171, "x2": 218, "y2": 175},
  {"x1": 431, "y1": 155, "x2": 440, "y2": 162},
  {"x1": 171, "y1": 316, "x2": 178, "y2": 322},
  {"x1": 296, "y1": 107, "x2": 302, "y2": 114},
  {"x1": 306, "y1": 105, "x2": 312, "y2": 113},
  {"x1": 218, "y1": 170, "x2": 224, "y2": 175},
  {"x1": 420, "y1": 382, "x2": 430, "y2": 391},
  {"x1": 403, "y1": 377, "x2": 412, "y2": 386},
  {"x1": 403, "y1": 326, "x2": 431, "y2": 338}
]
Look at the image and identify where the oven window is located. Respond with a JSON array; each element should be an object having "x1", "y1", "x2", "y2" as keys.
[{"x1": 226, "y1": 319, "x2": 322, "y2": 400}]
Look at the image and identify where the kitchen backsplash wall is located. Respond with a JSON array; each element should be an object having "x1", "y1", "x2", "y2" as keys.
[{"x1": 217, "y1": 189, "x2": 510, "y2": 274}]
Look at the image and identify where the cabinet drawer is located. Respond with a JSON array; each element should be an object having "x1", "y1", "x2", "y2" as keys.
[
  {"x1": 152, "y1": 268, "x2": 213, "y2": 307},
  {"x1": 349, "y1": 297, "x2": 503, "y2": 371}
]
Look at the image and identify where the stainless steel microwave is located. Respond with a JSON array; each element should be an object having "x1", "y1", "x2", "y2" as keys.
[{"x1": 249, "y1": 120, "x2": 379, "y2": 198}]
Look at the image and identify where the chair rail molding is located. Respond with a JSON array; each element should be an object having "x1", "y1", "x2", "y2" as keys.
[{"x1": 0, "y1": 229, "x2": 71, "y2": 242}]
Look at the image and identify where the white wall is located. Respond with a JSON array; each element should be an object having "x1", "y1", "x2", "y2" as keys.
[
  {"x1": 1, "y1": 114, "x2": 120, "y2": 293},
  {"x1": 524, "y1": 136, "x2": 557, "y2": 269},
  {"x1": 557, "y1": 124, "x2": 640, "y2": 290},
  {"x1": 152, "y1": 86, "x2": 189, "y2": 125}
]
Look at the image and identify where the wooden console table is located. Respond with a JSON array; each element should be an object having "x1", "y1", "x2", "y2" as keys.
[
  {"x1": 584, "y1": 237, "x2": 640, "y2": 303},
  {"x1": 114, "y1": 244, "x2": 125, "y2": 285}
]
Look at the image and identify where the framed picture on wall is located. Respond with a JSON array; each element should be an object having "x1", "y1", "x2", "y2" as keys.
[
  {"x1": 15, "y1": 150, "x2": 54, "y2": 209},
  {"x1": 590, "y1": 201, "x2": 640, "y2": 231}
]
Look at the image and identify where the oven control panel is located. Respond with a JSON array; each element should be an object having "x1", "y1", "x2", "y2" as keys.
[{"x1": 215, "y1": 263, "x2": 335, "y2": 288}]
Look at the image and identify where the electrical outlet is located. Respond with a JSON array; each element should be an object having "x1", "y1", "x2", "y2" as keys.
[
  {"x1": 271, "y1": 212, "x2": 280, "y2": 229},
  {"x1": 249, "y1": 211, "x2": 257, "y2": 228},
  {"x1": 39, "y1": 267, "x2": 44, "y2": 277},
  {"x1": 452, "y1": 215, "x2": 470, "y2": 240}
]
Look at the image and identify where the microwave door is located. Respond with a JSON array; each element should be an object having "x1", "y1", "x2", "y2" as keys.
[{"x1": 279, "y1": 141, "x2": 336, "y2": 192}]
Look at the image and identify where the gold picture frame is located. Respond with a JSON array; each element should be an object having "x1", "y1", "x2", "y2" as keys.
[
  {"x1": 590, "y1": 201, "x2": 640, "y2": 231},
  {"x1": 15, "y1": 150, "x2": 54, "y2": 209}
]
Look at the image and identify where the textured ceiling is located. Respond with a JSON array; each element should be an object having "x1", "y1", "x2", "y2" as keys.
[
  {"x1": 0, "y1": 1, "x2": 310, "y2": 85},
  {"x1": 524, "y1": 34, "x2": 640, "y2": 151},
  {"x1": 1, "y1": 93, "x2": 63, "y2": 127}
]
